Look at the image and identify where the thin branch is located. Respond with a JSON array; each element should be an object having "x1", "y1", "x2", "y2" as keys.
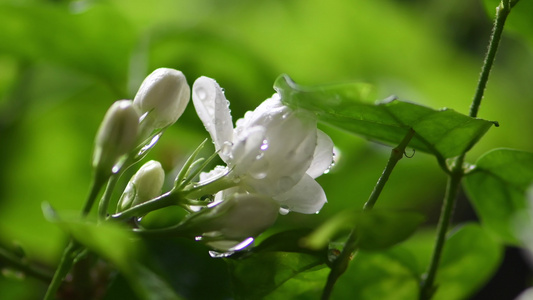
[{"x1": 321, "y1": 128, "x2": 415, "y2": 300}]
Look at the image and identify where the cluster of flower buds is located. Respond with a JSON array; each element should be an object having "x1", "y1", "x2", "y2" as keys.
[
  {"x1": 96, "y1": 68, "x2": 335, "y2": 252},
  {"x1": 92, "y1": 68, "x2": 190, "y2": 176}
]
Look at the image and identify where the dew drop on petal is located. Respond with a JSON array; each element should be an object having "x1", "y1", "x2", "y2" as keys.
[
  {"x1": 279, "y1": 206, "x2": 290, "y2": 215},
  {"x1": 324, "y1": 147, "x2": 341, "y2": 174},
  {"x1": 209, "y1": 250, "x2": 233, "y2": 258},
  {"x1": 220, "y1": 141, "x2": 233, "y2": 158},
  {"x1": 249, "y1": 157, "x2": 269, "y2": 179},
  {"x1": 229, "y1": 237, "x2": 255, "y2": 251},
  {"x1": 260, "y1": 139, "x2": 269, "y2": 151},
  {"x1": 196, "y1": 87, "x2": 207, "y2": 101}
]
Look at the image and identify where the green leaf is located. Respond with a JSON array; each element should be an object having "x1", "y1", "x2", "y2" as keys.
[
  {"x1": 264, "y1": 266, "x2": 330, "y2": 300},
  {"x1": 483, "y1": 0, "x2": 533, "y2": 47},
  {"x1": 433, "y1": 224, "x2": 502, "y2": 300},
  {"x1": 275, "y1": 75, "x2": 495, "y2": 160},
  {"x1": 463, "y1": 148, "x2": 533, "y2": 244},
  {"x1": 331, "y1": 247, "x2": 420, "y2": 300},
  {"x1": 43, "y1": 205, "x2": 184, "y2": 300},
  {"x1": 126, "y1": 264, "x2": 183, "y2": 300},
  {"x1": 226, "y1": 251, "x2": 326, "y2": 300},
  {"x1": 250, "y1": 229, "x2": 328, "y2": 255},
  {"x1": 303, "y1": 210, "x2": 425, "y2": 251},
  {"x1": 43, "y1": 206, "x2": 140, "y2": 273}
]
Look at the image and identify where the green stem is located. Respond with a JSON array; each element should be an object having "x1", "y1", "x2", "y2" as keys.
[
  {"x1": 321, "y1": 129, "x2": 415, "y2": 300},
  {"x1": 419, "y1": 160, "x2": 463, "y2": 300},
  {"x1": 44, "y1": 175, "x2": 106, "y2": 299},
  {"x1": 98, "y1": 174, "x2": 120, "y2": 220},
  {"x1": 81, "y1": 173, "x2": 107, "y2": 216},
  {"x1": 111, "y1": 191, "x2": 181, "y2": 221},
  {"x1": 0, "y1": 245, "x2": 53, "y2": 283},
  {"x1": 469, "y1": 0, "x2": 511, "y2": 118},
  {"x1": 364, "y1": 129, "x2": 416, "y2": 211},
  {"x1": 420, "y1": 2, "x2": 512, "y2": 298},
  {"x1": 44, "y1": 241, "x2": 82, "y2": 300}
]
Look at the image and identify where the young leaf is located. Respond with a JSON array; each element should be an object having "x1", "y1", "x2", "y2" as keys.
[
  {"x1": 463, "y1": 148, "x2": 533, "y2": 244},
  {"x1": 274, "y1": 75, "x2": 495, "y2": 160},
  {"x1": 433, "y1": 224, "x2": 502, "y2": 300}
]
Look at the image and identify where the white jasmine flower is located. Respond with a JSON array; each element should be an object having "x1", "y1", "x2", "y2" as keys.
[{"x1": 192, "y1": 77, "x2": 334, "y2": 214}]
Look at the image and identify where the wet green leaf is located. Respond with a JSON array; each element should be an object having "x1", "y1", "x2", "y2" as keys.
[
  {"x1": 264, "y1": 266, "x2": 330, "y2": 300},
  {"x1": 275, "y1": 75, "x2": 495, "y2": 160},
  {"x1": 226, "y1": 251, "x2": 326, "y2": 300},
  {"x1": 331, "y1": 247, "x2": 419, "y2": 300},
  {"x1": 433, "y1": 224, "x2": 502, "y2": 300},
  {"x1": 463, "y1": 149, "x2": 533, "y2": 244}
]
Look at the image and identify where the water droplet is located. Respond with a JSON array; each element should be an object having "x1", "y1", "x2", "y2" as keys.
[
  {"x1": 260, "y1": 139, "x2": 269, "y2": 151},
  {"x1": 196, "y1": 87, "x2": 207, "y2": 100},
  {"x1": 209, "y1": 250, "x2": 233, "y2": 258},
  {"x1": 249, "y1": 157, "x2": 269, "y2": 179},
  {"x1": 137, "y1": 133, "x2": 162, "y2": 157},
  {"x1": 138, "y1": 111, "x2": 149, "y2": 123},
  {"x1": 229, "y1": 237, "x2": 254, "y2": 251},
  {"x1": 323, "y1": 147, "x2": 340, "y2": 174},
  {"x1": 111, "y1": 165, "x2": 121, "y2": 174},
  {"x1": 255, "y1": 152, "x2": 264, "y2": 160},
  {"x1": 195, "y1": 236, "x2": 203, "y2": 241},
  {"x1": 279, "y1": 206, "x2": 290, "y2": 215},
  {"x1": 220, "y1": 141, "x2": 233, "y2": 158}
]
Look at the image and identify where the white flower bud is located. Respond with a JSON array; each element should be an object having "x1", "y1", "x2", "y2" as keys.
[
  {"x1": 93, "y1": 100, "x2": 139, "y2": 174},
  {"x1": 133, "y1": 68, "x2": 190, "y2": 134},
  {"x1": 118, "y1": 160, "x2": 165, "y2": 211}
]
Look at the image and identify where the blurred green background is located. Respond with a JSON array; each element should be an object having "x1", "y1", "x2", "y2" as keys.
[{"x1": 0, "y1": 0, "x2": 532, "y2": 299}]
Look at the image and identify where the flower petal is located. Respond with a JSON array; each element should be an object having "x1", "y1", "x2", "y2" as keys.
[
  {"x1": 230, "y1": 126, "x2": 266, "y2": 177},
  {"x1": 307, "y1": 130, "x2": 334, "y2": 178},
  {"x1": 192, "y1": 77, "x2": 234, "y2": 161},
  {"x1": 273, "y1": 174, "x2": 327, "y2": 214}
]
